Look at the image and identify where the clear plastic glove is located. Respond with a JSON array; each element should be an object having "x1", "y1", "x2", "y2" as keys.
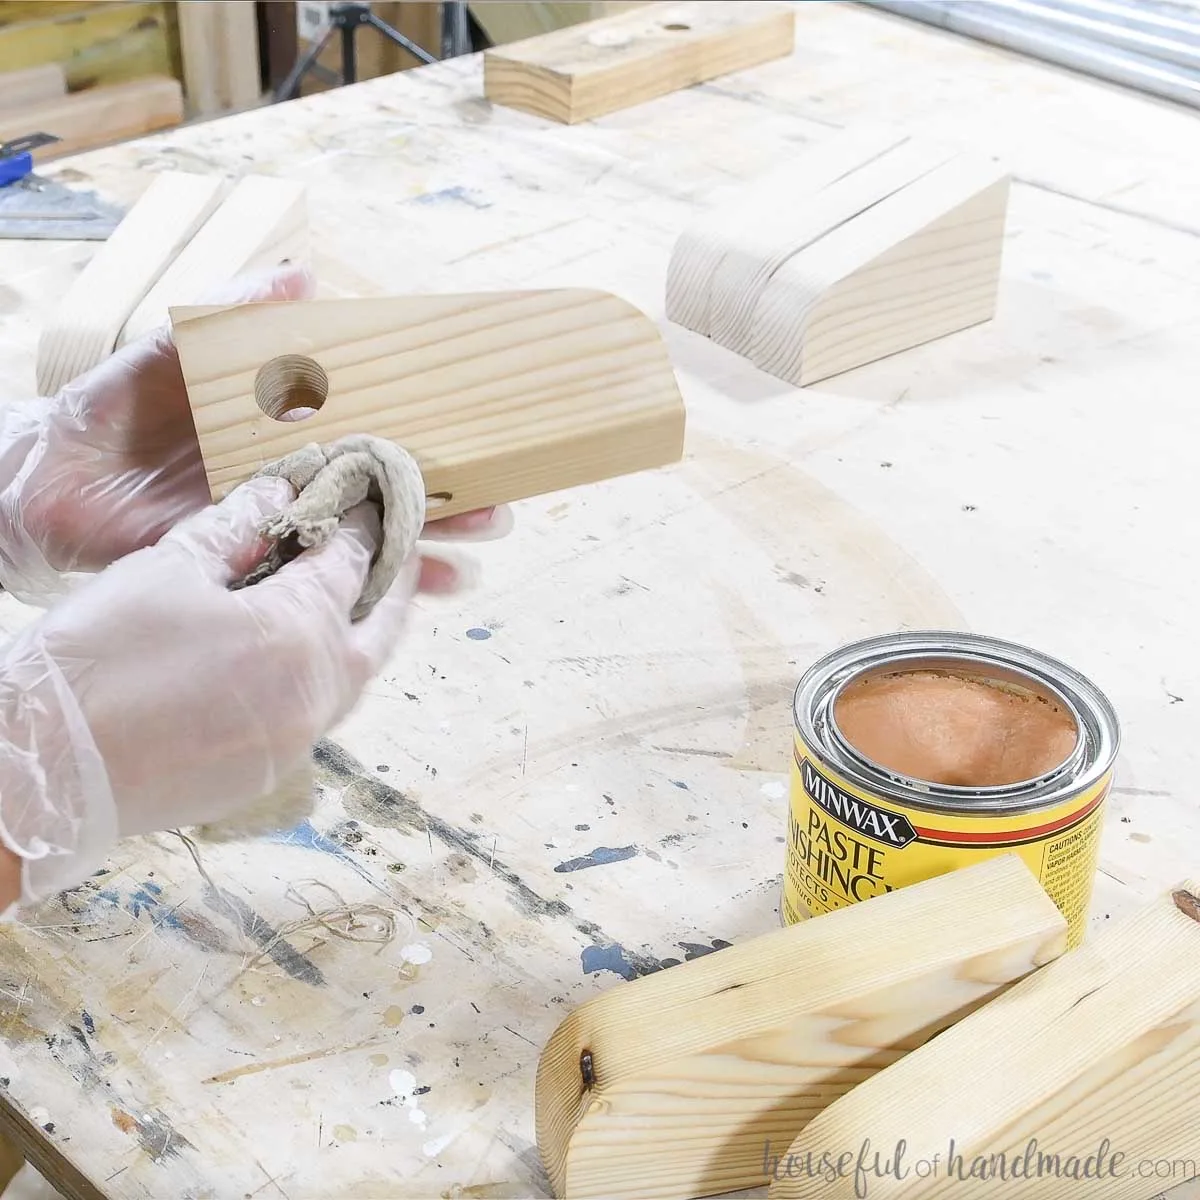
[
  {"x1": 0, "y1": 471, "x2": 503, "y2": 909},
  {"x1": 0, "y1": 264, "x2": 317, "y2": 605}
]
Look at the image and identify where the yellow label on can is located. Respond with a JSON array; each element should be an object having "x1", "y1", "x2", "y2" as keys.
[{"x1": 783, "y1": 733, "x2": 1110, "y2": 950}]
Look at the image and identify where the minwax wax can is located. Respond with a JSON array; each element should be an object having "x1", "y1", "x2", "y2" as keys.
[{"x1": 783, "y1": 631, "x2": 1120, "y2": 950}]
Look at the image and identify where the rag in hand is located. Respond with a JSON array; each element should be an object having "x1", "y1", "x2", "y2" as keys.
[{"x1": 196, "y1": 434, "x2": 427, "y2": 842}]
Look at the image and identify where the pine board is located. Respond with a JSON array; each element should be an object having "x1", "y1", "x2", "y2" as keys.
[{"x1": 170, "y1": 290, "x2": 687, "y2": 517}]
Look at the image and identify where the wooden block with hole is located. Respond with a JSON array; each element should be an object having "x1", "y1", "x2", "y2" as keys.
[
  {"x1": 534, "y1": 855, "x2": 1067, "y2": 1200},
  {"x1": 666, "y1": 129, "x2": 1010, "y2": 386},
  {"x1": 483, "y1": 1, "x2": 795, "y2": 124},
  {"x1": 169, "y1": 290, "x2": 686, "y2": 519},
  {"x1": 768, "y1": 880, "x2": 1200, "y2": 1200}
]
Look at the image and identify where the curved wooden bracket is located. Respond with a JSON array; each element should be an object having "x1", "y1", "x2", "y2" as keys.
[
  {"x1": 535, "y1": 856, "x2": 1066, "y2": 1199},
  {"x1": 171, "y1": 289, "x2": 686, "y2": 519}
]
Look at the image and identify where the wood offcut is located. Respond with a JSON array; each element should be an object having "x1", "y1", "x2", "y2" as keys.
[
  {"x1": 483, "y1": 1, "x2": 795, "y2": 123},
  {"x1": 535, "y1": 856, "x2": 1067, "y2": 1200},
  {"x1": 170, "y1": 289, "x2": 687, "y2": 518},
  {"x1": 769, "y1": 877, "x2": 1200, "y2": 1199}
]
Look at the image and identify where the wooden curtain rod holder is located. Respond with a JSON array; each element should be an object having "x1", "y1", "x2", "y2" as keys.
[
  {"x1": 534, "y1": 855, "x2": 1066, "y2": 1200},
  {"x1": 170, "y1": 289, "x2": 687, "y2": 519}
]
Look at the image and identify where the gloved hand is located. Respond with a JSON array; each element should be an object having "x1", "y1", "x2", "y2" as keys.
[
  {"x1": 0, "y1": 264, "x2": 316, "y2": 605},
  {"x1": 0, "y1": 472, "x2": 505, "y2": 910}
]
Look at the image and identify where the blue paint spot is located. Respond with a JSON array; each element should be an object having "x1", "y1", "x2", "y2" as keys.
[
  {"x1": 129, "y1": 887, "x2": 160, "y2": 918},
  {"x1": 94, "y1": 889, "x2": 120, "y2": 906},
  {"x1": 265, "y1": 820, "x2": 378, "y2": 888},
  {"x1": 672, "y1": 780, "x2": 689, "y2": 790},
  {"x1": 466, "y1": 627, "x2": 492, "y2": 641},
  {"x1": 580, "y1": 944, "x2": 640, "y2": 980},
  {"x1": 268, "y1": 819, "x2": 346, "y2": 858},
  {"x1": 142, "y1": 881, "x2": 163, "y2": 896},
  {"x1": 81, "y1": 1012, "x2": 95, "y2": 1036},
  {"x1": 411, "y1": 186, "x2": 492, "y2": 209},
  {"x1": 554, "y1": 845, "x2": 637, "y2": 873}
]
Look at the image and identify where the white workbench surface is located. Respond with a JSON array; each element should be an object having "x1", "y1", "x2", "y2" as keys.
[{"x1": 0, "y1": 3, "x2": 1198, "y2": 1196}]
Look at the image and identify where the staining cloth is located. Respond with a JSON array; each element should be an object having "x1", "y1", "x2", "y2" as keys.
[
  {"x1": 199, "y1": 434, "x2": 427, "y2": 842},
  {"x1": 232, "y1": 433, "x2": 427, "y2": 620}
]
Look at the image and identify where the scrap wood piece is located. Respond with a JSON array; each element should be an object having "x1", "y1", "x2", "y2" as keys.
[
  {"x1": 118, "y1": 174, "x2": 308, "y2": 346},
  {"x1": 748, "y1": 153, "x2": 1010, "y2": 386},
  {"x1": 35, "y1": 170, "x2": 225, "y2": 396},
  {"x1": 169, "y1": 289, "x2": 686, "y2": 519},
  {"x1": 483, "y1": 1, "x2": 795, "y2": 124},
  {"x1": 534, "y1": 855, "x2": 1067, "y2": 1200},
  {"x1": 0, "y1": 62, "x2": 66, "y2": 110},
  {"x1": 665, "y1": 126, "x2": 1010, "y2": 387},
  {"x1": 768, "y1": 880, "x2": 1200, "y2": 1200},
  {"x1": 0, "y1": 75, "x2": 183, "y2": 165}
]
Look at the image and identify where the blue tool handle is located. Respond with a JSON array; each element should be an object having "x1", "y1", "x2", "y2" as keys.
[{"x1": 0, "y1": 151, "x2": 33, "y2": 188}]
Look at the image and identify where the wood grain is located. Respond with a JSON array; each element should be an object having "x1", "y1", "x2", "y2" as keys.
[
  {"x1": 769, "y1": 880, "x2": 1200, "y2": 1199},
  {"x1": 483, "y1": 0, "x2": 795, "y2": 124},
  {"x1": 36, "y1": 171, "x2": 225, "y2": 396},
  {"x1": 0, "y1": 62, "x2": 65, "y2": 110},
  {"x1": 535, "y1": 856, "x2": 1067, "y2": 1200},
  {"x1": 170, "y1": 290, "x2": 686, "y2": 516},
  {"x1": 665, "y1": 128, "x2": 1009, "y2": 386},
  {"x1": 118, "y1": 174, "x2": 307, "y2": 346},
  {"x1": 0, "y1": 75, "x2": 183, "y2": 164}
]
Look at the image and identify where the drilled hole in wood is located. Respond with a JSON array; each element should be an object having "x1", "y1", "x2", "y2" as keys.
[
  {"x1": 426, "y1": 491, "x2": 453, "y2": 512},
  {"x1": 255, "y1": 354, "x2": 329, "y2": 422}
]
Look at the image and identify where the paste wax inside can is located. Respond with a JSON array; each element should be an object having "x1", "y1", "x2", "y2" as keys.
[{"x1": 833, "y1": 670, "x2": 1078, "y2": 787}]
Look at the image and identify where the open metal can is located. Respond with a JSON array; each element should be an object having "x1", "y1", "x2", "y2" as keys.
[{"x1": 783, "y1": 630, "x2": 1120, "y2": 949}]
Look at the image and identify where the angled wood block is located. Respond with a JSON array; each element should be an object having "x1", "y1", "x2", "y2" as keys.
[
  {"x1": 705, "y1": 137, "x2": 958, "y2": 358},
  {"x1": 483, "y1": 1, "x2": 795, "y2": 124},
  {"x1": 665, "y1": 125, "x2": 910, "y2": 336},
  {"x1": 535, "y1": 856, "x2": 1067, "y2": 1200},
  {"x1": 170, "y1": 290, "x2": 686, "y2": 519},
  {"x1": 665, "y1": 128, "x2": 1009, "y2": 386},
  {"x1": 36, "y1": 170, "x2": 226, "y2": 396},
  {"x1": 768, "y1": 880, "x2": 1200, "y2": 1200},
  {"x1": 118, "y1": 175, "x2": 308, "y2": 346},
  {"x1": 749, "y1": 154, "x2": 1010, "y2": 386}
]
